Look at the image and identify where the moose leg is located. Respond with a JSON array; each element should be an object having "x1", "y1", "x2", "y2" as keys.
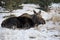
[
  {"x1": 12, "y1": 25, "x2": 17, "y2": 30},
  {"x1": 24, "y1": 23, "x2": 30, "y2": 29}
]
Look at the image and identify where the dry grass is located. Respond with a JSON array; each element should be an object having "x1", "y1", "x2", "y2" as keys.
[{"x1": 51, "y1": 15, "x2": 60, "y2": 22}]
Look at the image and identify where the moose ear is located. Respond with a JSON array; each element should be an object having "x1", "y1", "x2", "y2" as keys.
[
  {"x1": 38, "y1": 11, "x2": 41, "y2": 14},
  {"x1": 33, "y1": 10, "x2": 37, "y2": 14}
]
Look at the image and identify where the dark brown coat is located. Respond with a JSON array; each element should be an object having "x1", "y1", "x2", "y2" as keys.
[{"x1": 1, "y1": 16, "x2": 35, "y2": 29}]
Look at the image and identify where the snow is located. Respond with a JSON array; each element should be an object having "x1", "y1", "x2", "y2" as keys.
[
  {"x1": 49, "y1": 3, "x2": 60, "y2": 14},
  {"x1": 50, "y1": 3, "x2": 60, "y2": 9},
  {"x1": 21, "y1": 4, "x2": 40, "y2": 8},
  {"x1": 40, "y1": 10, "x2": 52, "y2": 20},
  {"x1": 0, "y1": 7, "x2": 5, "y2": 12},
  {"x1": 0, "y1": 4, "x2": 60, "y2": 40},
  {"x1": 0, "y1": 7, "x2": 9, "y2": 12},
  {"x1": 12, "y1": 4, "x2": 40, "y2": 16}
]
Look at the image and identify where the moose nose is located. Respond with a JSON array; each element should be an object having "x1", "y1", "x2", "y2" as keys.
[
  {"x1": 43, "y1": 21, "x2": 46, "y2": 24},
  {"x1": 39, "y1": 20, "x2": 46, "y2": 24},
  {"x1": 42, "y1": 20, "x2": 46, "y2": 24}
]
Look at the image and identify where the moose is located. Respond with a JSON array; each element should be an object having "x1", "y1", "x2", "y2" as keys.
[
  {"x1": 1, "y1": 10, "x2": 45, "y2": 29},
  {"x1": 20, "y1": 10, "x2": 45, "y2": 26},
  {"x1": 1, "y1": 16, "x2": 35, "y2": 29}
]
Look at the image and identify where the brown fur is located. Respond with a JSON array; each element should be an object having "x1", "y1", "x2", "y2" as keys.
[
  {"x1": 21, "y1": 10, "x2": 46, "y2": 26},
  {"x1": 1, "y1": 10, "x2": 46, "y2": 29},
  {"x1": 1, "y1": 16, "x2": 35, "y2": 29}
]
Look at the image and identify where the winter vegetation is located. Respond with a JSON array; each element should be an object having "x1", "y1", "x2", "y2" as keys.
[{"x1": 0, "y1": 0, "x2": 60, "y2": 40}]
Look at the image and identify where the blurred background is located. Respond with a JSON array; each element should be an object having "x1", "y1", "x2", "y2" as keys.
[{"x1": 0, "y1": 0, "x2": 60, "y2": 12}]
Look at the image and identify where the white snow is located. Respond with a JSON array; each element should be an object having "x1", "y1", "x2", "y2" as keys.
[
  {"x1": 12, "y1": 4, "x2": 40, "y2": 16},
  {"x1": 40, "y1": 10, "x2": 52, "y2": 20},
  {"x1": 0, "y1": 3, "x2": 60, "y2": 40},
  {"x1": 0, "y1": 7, "x2": 9, "y2": 12}
]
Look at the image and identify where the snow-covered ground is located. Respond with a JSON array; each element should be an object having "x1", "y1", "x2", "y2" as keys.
[{"x1": 0, "y1": 4, "x2": 60, "y2": 40}]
